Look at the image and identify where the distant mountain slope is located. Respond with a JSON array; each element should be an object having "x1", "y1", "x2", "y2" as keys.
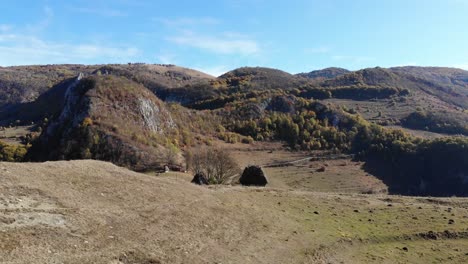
[
  {"x1": 321, "y1": 67, "x2": 468, "y2": 109},
  {"x1": 297, "y1": 67, "x2": 350, "y2": 81},
  {"x1": 390, "y1": 66, "x2": 468, "y2": 89},
  {"x1": 0, "y1": 64, "x2": 214, "y2": 108},
  {"x1": 91, "y1": 64, "x2": 214, "y2": 97},
  {"x1": 1, "y1": 64, "x2": 467, "y2": 140},
  {"x1": 28, "y1": 74, "x2": 219, "y2": 170},
  {"x1": 214, "y1": 67, "x2": 310, "y2": 90},
  {"x1": 390, "y1": 66, "x2": 468, "y2": 104},
  {"x1": 0, "y1": 65, "x2": 97, "y2": 106},
  {"x1": 0, "y1": 78, "x2": 78, "y2": 125},
  {"x1": 321, "y1": 67, "x2": 406, "y2": 87},
  {"x1": 159, "y1": 66, "x2": 312, "y2": 107}
]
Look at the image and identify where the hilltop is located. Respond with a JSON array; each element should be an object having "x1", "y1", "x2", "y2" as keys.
[
  {"x1": 0, "y1": 63, "x2": 467, "y2": 263},
  {"x1": 297, "y1": 67, "x2": 350, "y2": 81},
  {"x1": 0, "y1": 63, "x2": 467, "y2": 196},
  {"x1": 26, "y1": 74, "x2": 219, "y2": 170},
  {"x1": 0, "y1": 64, "x2": 213, "y2": 108},
  {"x1": 303, "y1": 67, "x2": 468, "y2": 135}
]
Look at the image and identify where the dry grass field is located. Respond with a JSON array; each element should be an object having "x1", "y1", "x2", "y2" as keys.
[
  {"x1": 0, "y1": 125, "x2": 35, "y2": 145},
  {"x1": 222, "y1": 142, "x2": 387, "y2": 194},
  {"x1": 0, "y1": 160, "x2": 467, "y2": 263}
]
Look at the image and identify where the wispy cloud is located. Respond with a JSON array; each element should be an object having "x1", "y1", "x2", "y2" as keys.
[
  {"x1": 0, "y1": 24, "x2": 11, "y2": 32},
  {"x1": 26, "y1": 6, "x2": 54, "y2": 33},
  {"x1": 167, "y1": 31, "x2": 260, "y2": 56},
  {"x1": 71, "y1": 7, "x2": 128, "y2": 17},
  {"x1": 0, "y1": 5, "x2": 138, "y2": 66},
  {"x1": 0, "y1": 34, "x2": 140, "y2": 66}
]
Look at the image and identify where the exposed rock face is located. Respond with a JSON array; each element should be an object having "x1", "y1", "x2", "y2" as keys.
[
  {"x1": 239, "y1": 166, "x2": 268, "y2": 186},
  {"x1": 29, "y1": 74, "x2": 179, "y2": 171},
  {"x1": 138, "y1": 98, "x2": 175, "y2": 133},
  {"x1": 191, "y1": 173, "x2": 209, "y2": 185},
  {"x1": 46, "y1": 73, "x2": 88, "y2": 137}
]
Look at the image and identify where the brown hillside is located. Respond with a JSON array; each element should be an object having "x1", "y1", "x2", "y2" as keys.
[
  {"x1": 29, "y1": 75, "x2": 220, "y2": 170},
  {"x1": 1, "y1": 160, "x2": 467, "y2": 263},
  {"x1": 0, "y1": 64, "x2": 214, "y2": 108},
  {"x1": 215, "y1": 67, "x2": 310, "y2": 90},
  {"x1": 297, "y1": 67, "x2": 350, "y2": 81},
  {"x1": 390, "y1": 66, "x2": 468, "y2": 92},
  {"x1": 323, "y1": 67, "x2": 468, "y2": 109}
]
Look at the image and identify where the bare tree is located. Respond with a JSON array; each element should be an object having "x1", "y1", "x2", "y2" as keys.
[
  {"x1": 164, "y1": 144, "x2": 179, "y2": 166},
  {"x1": 189, "y1": 147, "x2": 240, "y2": 184}
]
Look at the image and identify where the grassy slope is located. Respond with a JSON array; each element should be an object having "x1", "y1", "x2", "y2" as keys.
[
  {"x1": 221, "y1": 141, "x2": 388, "y2": 193},
  {"x1": 1, "y1": 64, "x2": 466, "y2": 138},
  {"x1": 0, "y1": 160, "x2": 467, "y2": 264},
  {"x1": 0, "y1": 65, "x2": 98, "y2": 106},
  {"x1": 86, "y1": 75, "x2": 221, "y2": 154},
  {"x1": 0, "y1": 64, "x2": 213, "y2": 108},
  {"x1": 390, "y1": 66, "x2": 468, "y2": 97},
  {"x1": 27, "y1": 74, "x2": 221, "y2": 170},
  {"x1": 0, "y1": 125, "x2": 35, "y2": 145},
  {"x1": 296, "y1": 67, "x2": 351, "y2": 82},
  {"x1": 215, "y1": 67, "x2": 310, "y2": 90},
  {"x1": 320, "y1": 67, "x2": 468, "y2": 121}
]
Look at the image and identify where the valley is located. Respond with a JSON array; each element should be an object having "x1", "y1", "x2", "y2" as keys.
[
  {"x1": 2, "y1": 1, "x2": 467, "y2": 262},
  {"x1": 0, "y1": 63, "x2": 467, "y2": 263}
]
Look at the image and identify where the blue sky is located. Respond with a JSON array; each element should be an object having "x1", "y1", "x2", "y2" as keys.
[{"x1": 0, "y1": 0, "x2": 467, "y2": 76}]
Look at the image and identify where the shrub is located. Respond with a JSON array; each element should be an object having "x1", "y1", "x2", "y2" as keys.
[
  {"x1": 0, "y1": 141, "x2": 28, "y2": 162},
  {"x1": 189, "y1": 147, "x2": 241, "y2": 184}
]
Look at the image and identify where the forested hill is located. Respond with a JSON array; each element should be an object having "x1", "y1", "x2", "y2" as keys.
[
  {"x1": 0, "y1": 64, "x2": 213, "y2": 107},
  {"x1": 0, "y1": 63, "x2": 467, "y2": 196},
  {"x1": 296, "y1": 67, "x2": 350, "y2": 81}
]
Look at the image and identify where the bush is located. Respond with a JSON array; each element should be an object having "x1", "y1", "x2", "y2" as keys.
[
  {"x1": 189, "y1": 147, "x2": 241, "y2": 184},
  {"x1": 241, "y1": 136, "x2": 254, "y2": 144},
  {"x1": 0, "y1": 141, "x2": 28, "y2": 162}
]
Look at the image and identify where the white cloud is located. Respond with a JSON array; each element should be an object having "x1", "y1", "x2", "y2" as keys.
[
  {"x1": 0, "y1": 34, "x2": 140, "y2": 66},
  {"x1": 71, "y1": 7, "x2": 128, "y2": 17},
  {"x1": 0, "y1": 34, "x2": 17, "y2": 42},
  {"x1": 0, "y1": 5, "x2": 139, "y2": 66},
  {"x1": 167, "y1": 31, "x2": 260, "y2": 56},
  {"x1": 26, "y1": 6, "x2": 54, "y2": 33}
]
